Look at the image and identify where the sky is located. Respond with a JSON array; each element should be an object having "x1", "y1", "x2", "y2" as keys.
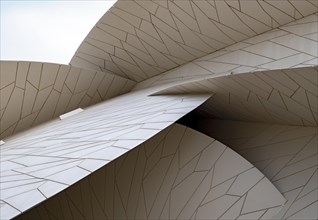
[{"x1": 0, "y1": 0, "x2": 116, "y2": 64}]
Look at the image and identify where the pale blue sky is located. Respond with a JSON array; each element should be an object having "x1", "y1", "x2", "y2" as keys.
[{"x1": 1, "y1": 0, "x2": 116, "y2": 64}]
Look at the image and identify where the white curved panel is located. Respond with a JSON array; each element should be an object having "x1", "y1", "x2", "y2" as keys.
[
  {"x1": 0, "y1": 61, "x2": 136, "y2": 138},
  {"x1": 196, "y1": 119, "x2": 317, "y2": 220},
  {"x1": 70, "y1": 0, "x2": 317, "y2": 81},
  {"x1": 13, "y1": 124, "x2": 286, "y2": 220},
  {"x1": 0, "y1": 89, "x2": 209, "y2": 219},
  {"x1": 135, "y1": 13, "x2": 318, "y2": 90},
  {"x1": 153, "y1": 66, "x2": 318, "y2": 126}
]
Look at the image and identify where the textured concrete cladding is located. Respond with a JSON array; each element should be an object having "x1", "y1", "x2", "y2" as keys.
[
  {"x1": 0, "y1": 88, "x2": 210, "y2": 219},
  {"x1": 70, "y1": 0, "x2": 318, "y2": 81},
  {"x1": 13, "y1": 124, "x2": 286, "y2": 220},
  {"x1": 153, "y1": 67, "x2": 318, "y2": 127},
  {"x1": 196, "y1": 120, "x2": 318, "y2": 220},
  {"x1": 0, "y1": 1, "x2": 317, "y2": 220},
  {"x1": 134, "y1": 13, "x2": 318, "y2": 90},
  {"x1": 0, "y1": 61, "x2": 136, "y2": 138},
  {"x1": 2, "y1": 12, "x2": 316, "y2": 138}
]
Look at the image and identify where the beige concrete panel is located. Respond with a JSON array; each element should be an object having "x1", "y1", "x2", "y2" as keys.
[
  {"x1": 0, "y1": 61, "x2": 135, "y2": 138},
  {"x1": 0, "y1": 90, "x2": 209, "y2": 219},
  {"x1": 152, "y1": 66, "x2": 318, "y2": 126},
  {"x1": 13, "y1": 124, "x2": 285, "y2": 220},
  {"x1": 71, "y1": 1, "x2": 318, "y2": 82},
  {"x1": 196, "y1": 119, "x2": 317, "y2": 220}
]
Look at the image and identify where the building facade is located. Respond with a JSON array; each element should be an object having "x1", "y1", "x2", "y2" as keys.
[{"x1": 1, "y1": 1, "x2": 317, "y2": 219}]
